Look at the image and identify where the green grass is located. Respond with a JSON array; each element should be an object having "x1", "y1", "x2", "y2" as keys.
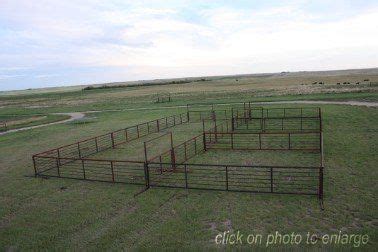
[
  {"x1": 0, "y1": 114, "x2": 70, "y2": 132},
  {"x1": 0, "y1": 89, "x2": 377, "y2": 250}
]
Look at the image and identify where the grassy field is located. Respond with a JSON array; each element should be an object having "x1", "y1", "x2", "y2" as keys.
[
  {"x1": 0, "y1": 72, "x2": 377, "y2": 250},
  {"x1": 0, "y1": 114, "x2": 70, "y2": 132}
]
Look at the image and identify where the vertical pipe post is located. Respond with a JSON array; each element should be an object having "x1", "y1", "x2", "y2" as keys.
[
  {"x1": 249, "y1": 101, "x2": 251, "y2": 117},
  {"x1": 170, "y1": 132, "x2": 176, "y2": 171},
  {"x1": 95, "y1": 137, "x2": 99, "y2": 152},
  {"x1": 320, "y1": 132, "x2": 324, "y2": 166},
  {"x1": 288, "y1": 133, "x2": 291, "y2": 150},
  {"x1": 137, "y1": 125, "x2": 140, "y2": 138},
  {"x1": 32, "y1": 156, "x2": 37, "y2": 177},
  {"x1": 111, "y1": 132, "x2": 115, "y2": 148},
  {"x1": 156, "y1": 119, "x2": 160, "y2": 132},
  {"x1": 125, "y1": 128, "x2": 128, "y2": 142},
  {"x1": 186, "y1": 104, "x2": 190, "y2": 122},
  {"x1": 77, "y1": 142, "x2": 81, "y2": 158},
  {"x1": 159, "y1": 156, "x2": 163, "y2": 174},
  {"x1": 143, "y1": 142, "x2": 148, "y2": 163},
  {"x1": 57, "y1": 148, "x2": 61, "y2": 166},
  {"x1": 270, "y1": 167, "x2": 273, "y2": 192},
  {"x1": 56, "y1": 158, "x2": 60, "y2": 177},
  {"x1": 144, "y1": 162, "x2": 150, "y2": 189},
  {"x1": 82, "y1": 159, "x2": 86, "y2": 179},
  {"x1": 259, "y1": 133, "x2": 262, "y2": 150},
  {"x1": 110, "y1": 161, "x2": 115, "y2": 182},
  {"x1": 170, "y1": 148, "x2": 176, "y2": 172},
  {"x1": 225, "y1": 166, "x2": 229, "y2": 191},
  {"x1": 231, "y1": 133, "x2": 234, "y2": 149},
  {"x1": 319, "y1": 166, "x2": 323, "y2": 200},
  {"x1": 319, "y1": 108, "x2": 322, "y2": 132}
]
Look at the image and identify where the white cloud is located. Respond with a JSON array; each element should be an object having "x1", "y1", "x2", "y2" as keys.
[{"x1": 0, "y1": 0, "x2": 377, "y2": 89}]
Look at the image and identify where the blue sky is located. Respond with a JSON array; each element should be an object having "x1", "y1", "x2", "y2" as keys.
[{"x1": 1, "y1": 0, "x2": 378, "y2": 91}]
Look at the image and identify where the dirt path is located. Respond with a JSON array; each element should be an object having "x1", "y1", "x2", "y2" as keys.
[{"x1": 0, "y1": 112, "x2": 85, "y2": 136}]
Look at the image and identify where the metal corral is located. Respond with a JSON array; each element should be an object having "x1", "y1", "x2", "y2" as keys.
[{"x1": 32, "y1": 103, "x2": 324, "y2": 204}]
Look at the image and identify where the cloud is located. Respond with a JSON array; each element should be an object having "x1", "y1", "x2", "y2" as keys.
[{"x1": 0, "y1": 0, "x2": 377, "y2": 90}]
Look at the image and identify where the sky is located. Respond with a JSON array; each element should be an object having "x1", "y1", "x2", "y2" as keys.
[{"x1": 0, "y1": 0, "x2": 378, "y2": 91}]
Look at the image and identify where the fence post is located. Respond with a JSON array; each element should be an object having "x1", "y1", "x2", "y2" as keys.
[
  {"x1": 248, "y1": 102, "x2": 251, "y2": 118},
  {"x1": 231, "y1": 117, "x2": 235, "y2": 131},
  {"x1": 57, "y1": 148, "x2": 61, "y2": 166},
  {"x1": 77, "y1": 142, "x2": 81, "y2": 158},
  {"x1": 184, "y1": 164, "x2": 188, "y2": 189},
  {"x1": 203, "y1": 133, "x2": 207, "y2": 151},
  {"x1": 56, "y1": 158, "x2": 61, "y2": 177},
  {"x1": 319, "y1": 108, "x2": 322, "y2": 132},
  {"x1": 147, "y1": 122, "x2": 150, "y2": 133},
  {"x1": 137, "y1": 125, "x2": 140, "y2": 138},
  {"x1": 110, "y1": 161, "x2": 115, "y2": 182},
  {"x1": 82, "y1": 160, "x2": 86, "y2": 179},
  {"x1": 125, "y1": 128, "x2": 128, "y2": 142},
  {"x1": 194, "y1": 138, "x2": 197, "y2": 154},
  {"x1": 320, "y1": 132, "x2": 324, "y2": 166},
  {"x1": 95, "y1": 137, "x2": 99, "y2": 152},
  {"x1": 225, "y1": 166, "x2": 229, "y2": 190},
  {"x1": 187, "y1": 111, "x2": 190, "y2": 122},
  {"x1": 259, "y1": 133, "x2": 262, "y2": 150},
  {"x1": 159, "y1": 156, "x2": 163, "y2": 174},
  {"x1": 143, "y1": 142, "x2": 148, "y2": 163},
  {"x1": 180, "y1": 114, "x2": 183, "y2": 124},
  {"x1": 111, "y1": 132, "x2": 115, "y2": 148},
  {"x1": 288, "y1": 133, "x2": 291, "y2": 150},
  {"x1": 156, "y1": 119, "x2": 160, "y2": 132},
  {"x1": 171, "y1": 148, "x2": 176, "y2": 172},
  {"x1": 270, "y1": 167, "x2": 273, "y2": 192},
  {"x1": 231, "y1": 133, "x2": 234, "y2": 149},
  {"x1": 318, "y1": 166, "x2": 323, "y2": 200},
  {"x1": 32, "y1": 156, "x2": 37, "y2": 177},
  {"x1": 144, "y1": 162, "x2": 150, "y2": 188}
]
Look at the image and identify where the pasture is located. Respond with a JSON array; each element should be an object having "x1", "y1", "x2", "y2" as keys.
[{"x1": 0, "y1": 70, "x2": 377, "y2": 250}]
